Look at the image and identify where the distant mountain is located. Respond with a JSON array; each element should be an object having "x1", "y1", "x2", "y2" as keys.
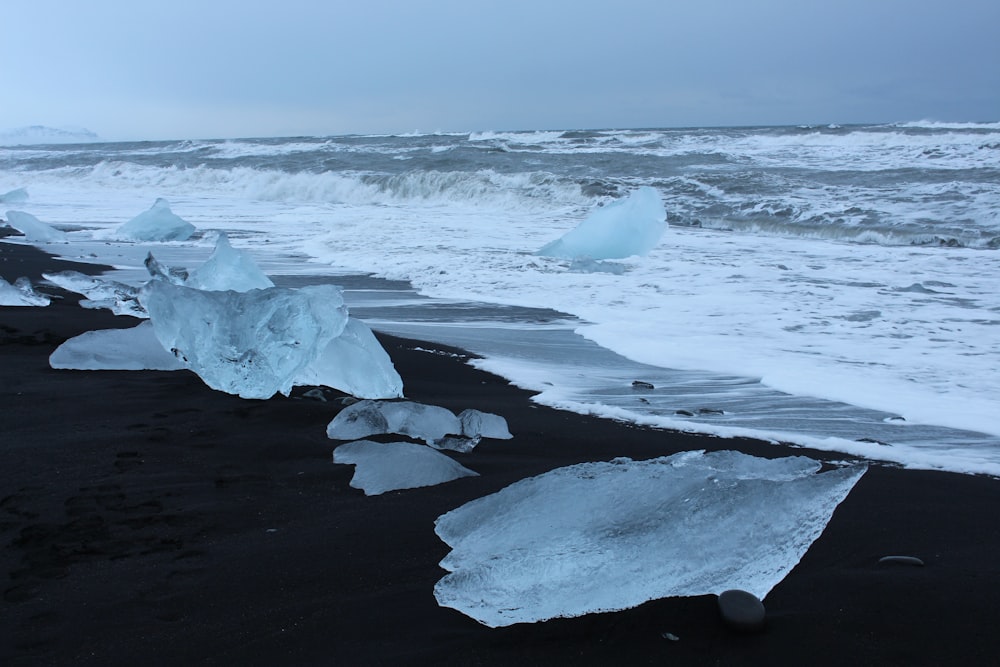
[{"x1": 0, "y1": 125, "x2": 101, "y2": 146}]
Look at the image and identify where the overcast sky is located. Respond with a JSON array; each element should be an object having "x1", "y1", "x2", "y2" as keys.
[{"x1": 2, "y1": 0, "x2": 997, "y2": 140}]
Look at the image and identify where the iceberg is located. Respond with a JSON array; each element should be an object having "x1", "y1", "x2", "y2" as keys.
[
  {"x1": 0, "y1": 188, "x2": 28, "y2": 204},
  {"x1": 185, "y1": 233, "x2": 275, "y2": 292},
  {"x1": 459, "y1": 409, "x2": 513, "y2": 440},
  {"x1": 434, "y1": 450, "x2": 866, "y2": 627},
  {"x1": 295, "y1": 318, "x2": 403, "y2": 399},
  {"x1": 0, "y1": 276, "x2": 50, "y2": 306},
  {"x1": 4, "y1": 210, "x2": 68, "y2": 242},
  {"x1": 537, "y1": 186, "x2": 666, "y2": 260},
  {"x1": 141, "y1": 281, "x2": 348, "y2": 399},
  {"x1": 43, "y1": 270, "x2": 147, "y2": 317},
  {"x1": 333, "y1": 440, "x2": 478, "y2": 495},
  {"x1": 327, "y1": 400, "x2": 461, "y2": 443},
  {"x1": 50, "y1": 321, "x2": 186, "y2": 371},
  {"x1": 115, "y1": 198, "x2": 195, "y2": 242}
]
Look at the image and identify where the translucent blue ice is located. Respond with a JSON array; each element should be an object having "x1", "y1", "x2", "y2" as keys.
[
  {"x1": 49, "y1": 321, "x2": 186, "y2": 371},
  {"x1": 537, "y1": 186, "x2": 666, "y2": 260},
  {"x1": 142, "y1": 281, "x2": 348, "y2": 399},
  {"x1": 434, "y1": 450, "x2": 866, "y2": 627},
  {"x1": 115, "y1": 198, "x2": 195, "y2": 242},
  {"x1": 0, "y1": 188, "x2": 28, "y2": 204},
  {"x1": 0, "y1": 276, "x2": 50, "y2": 306},
  {"x1": 295, "y1": 318, "x2": 403, "y2": 399},
  {"x1": 5, "y1": 210, "x2": 68, "y2": 242},
  {"x1": 327, "y1": 400, "x2": 461, "y2": 443},
  {"x1": 185, "y1": 233, "x2": 274, "y2": 291},
  {"x1": 333, "y1": 440, "x2": 478, "y2": 495}
]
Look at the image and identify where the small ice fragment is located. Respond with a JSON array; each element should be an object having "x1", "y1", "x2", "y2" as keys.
[
  {"x1": 185, "y1": 233, "x2": 274, "y2": 292},
  {"x1": 458, "y1": 409, "x2": 512, "y2": 440},
  {"x1": 0, "y1": 188, "x2": 29, "y2": 204},
  {"x1": 5, "y1": 210, "x2": 68, "y2": 242},
  {"x1": 537, "y1": 186, "x2": 666, "y2": 260},
  {"x1": 333, "y1": 440, "x2": 478, "y2": 495},
  {"x1": 115, "y1": 198, "x2": 195, "y2": 242},
  {"x1": 0, "y1": 276, "x2": 50, "y2": 306},
  {"x1": 43, "y1": 270, "x2": 147, "y2": 317},
  {"x1": 327, "y1": 400, "x2": 461, "y2": 444}
]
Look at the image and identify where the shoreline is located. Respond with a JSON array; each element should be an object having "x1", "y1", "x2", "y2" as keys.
[{"x1": 3, "y1": 242, "x2": 1000, "y2": 665}]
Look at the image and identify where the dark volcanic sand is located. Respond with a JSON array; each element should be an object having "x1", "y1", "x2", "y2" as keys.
[{"x1": 2, "y1": 241, "x2": 1000, "y2": 666}]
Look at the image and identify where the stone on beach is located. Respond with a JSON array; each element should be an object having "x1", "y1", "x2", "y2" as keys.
[
  {"x1": 332, "y1": 440, "x2": 478, "y2": 495},
  {"x1": 717, "y1": 589, "x2": 767, "y2": 632}
]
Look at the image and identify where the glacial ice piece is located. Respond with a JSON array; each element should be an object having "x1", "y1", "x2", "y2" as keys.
[
  {"x1": 0, "y1": 187, "x2": 28, "y2": 204},
  {"x1": 434, "y1": 450, "x2": 866, "y2": 627},
  {"x1": 459, "y1": 409, "x2": 513, "y2": 440},
  {"x1": 50, "y1": 321, "x2": 186, "y2": 371},
  {"x1": 43, "y1": 270, "x2": 147, "y2": 317},
  {"x1": 144, "y1": 253, "x2": 188, "y2": 285},
  {"x1": 333, "y1": 440, "x2": 478, "y2": 495},
  {"x1": 141, "y1": 280, "x2": 348, "y2": 399},
  {"x1": 4, "y1": 210, "x2": 68, "y2": 242},
  {"x1": 326, "y1": 400, "x2": 461, "y2": 443},
  {"x1": 537, "y1": 186, "x2": 666, "y2": 260},
  {"x1": 185, "y1": 233, "x2": 274, "y2": 292},
  {"x1": 115, "y1": 198, "x2": 195, "y2": 242},
  {"x1": 295, "y1": 317, "x2": 403, "y2": 399},
  {"x1": 0, "y1": 276, "x2": 50, "y2": 306}
]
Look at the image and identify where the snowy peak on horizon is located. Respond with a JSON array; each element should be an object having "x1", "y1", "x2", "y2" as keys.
[{"x1": 0, "y1": 125, "x2": 100, "y2": 146}]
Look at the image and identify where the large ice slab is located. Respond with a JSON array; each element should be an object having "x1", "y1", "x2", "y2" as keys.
[
  {"x1": 537, "y1": 186, "x2": 666, "y2": 260},
  {"x1": 0, "y1": 276, "x2": 50, "y2": 306},
  {"x1": 115, "y1": 198, "x2": 195, "y2": 242},
  {"x1": 50, "y1": 321, "x2": 186, "y2": 371},
  {"x1": 295, "y1": 318, "x2": 403, "y2": 399},
  {"x1": 434, "y1": 450, "x2": 866, "y2": 627},
  {"x1": 141, "y1": 281, "x2": 348, "y2": 399},
  {"x1": 185, "y1": 233, "x2": 274, "y2": 291},
  {"x1": 4, "y1": 210, "x2": 68, "y2": 242},
  {"x1": 333, "y1": 440, "x2": 479, "y2": 495}
]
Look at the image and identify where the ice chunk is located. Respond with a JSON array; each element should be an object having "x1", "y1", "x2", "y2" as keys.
[
  {"x1": 295, "y1": 317, "x2": 403, "y2": 399},
  {"x1": 327, "y1": 400, "x2": 461, "y2": 444},
  {"x1": 0, "y1": 188, "x2": 29, "y2": 204},
  {"x1": 43, "y1": 270, "x2": 147, "y2": 317},
  {"x1": 141, "y1": 281, "x2": 348, "y2": 399},
  {"x1": 144, "y1": 253, "x2": 188, "y2": 285},
  {"x1": 537, "y1": 186, "x2": 666, "y2": 260},
  {"x1": 50, "y1": 321, "x2": 186, "y2": 371},
  {"x1": 185, "y1": 233, "x2": 274, "y2": 292},
  {"x1": 459, "y1": 409, "x2": 513, "y2": 440},
  {"x1": 0, "y1": 276, "x2": 50, "y2": 306},
  {"x1": 4, "y1": 210, "x2": 68, "y2": 242},
  {"x1": 333, "y1": 440, "x2": 478, "y2": 495},
  {"x1": 434, "y1": 450, "x2": 866, "y2": 627},
  {"x1": 115, "y1": 198, "x2": 195, "y2": 242}
]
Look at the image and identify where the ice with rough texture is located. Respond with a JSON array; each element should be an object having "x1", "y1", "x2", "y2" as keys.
[
  {"x1": 50, "y1": 321, "x2": 186, "y2": 371},
  {"x1": 4, "y1": 210, "x2": 68, "y2": 242},
  {"x1": 0, "y1": 276, "x2": 50, "y2": 306},
  {"x1": 0, "y1": 187, "x2": 28, "y2": 204},
  {"x1": 43, "y1": 270, "x2": 147, "y2": 317},
  {"x1": 537, "y1": 186, "x2": 666, "y2": 260},
  {"x1": 115, "y1": 198, "x2": 195, "y2": 242},
  {"x1": 295, "y1": 317, "x2": 403, "y2": 399},
  {"x1": 434, "y1": 450, "x2": 866, "y2": 627},
  {"x1": 333, "y1": 440, "x2": 478, "y2": 495},
  {"x1": 185, "y1": 233, "x2": 274, "y2": 291},
  {"x1": 144, "y1": 253, "x2": 188, "y2": 285},
  {"x1": 141, "y1": 280, "x2": 348, "y2": 399},
  {"x1": 458, "y1": 409, "x2": 513, "y2": 440},
  {"x1": 327, "y1": 400, "x2": 461, "y2": 443}
]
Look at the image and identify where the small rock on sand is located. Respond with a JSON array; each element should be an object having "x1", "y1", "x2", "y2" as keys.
[{"x1": 718, "y1": 589, "x2": 766, "y2": 632}]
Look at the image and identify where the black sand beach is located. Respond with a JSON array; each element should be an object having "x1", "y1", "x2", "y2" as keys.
[{"x1": 3, "y1": 241, "x2": 1000, "y2": 665}]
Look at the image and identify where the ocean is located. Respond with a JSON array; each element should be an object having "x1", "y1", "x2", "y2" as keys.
[{"x1": 2, "y1": 121, "x2": 999, "y2": 475}]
